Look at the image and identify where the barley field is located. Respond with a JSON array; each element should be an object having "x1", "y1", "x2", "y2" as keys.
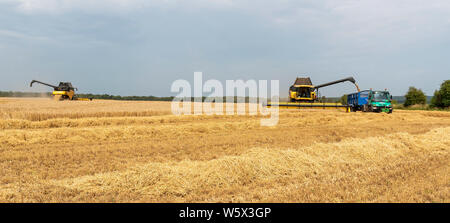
[{"x1": 0, "y1": 97, "x2": 449, "y2": 202}]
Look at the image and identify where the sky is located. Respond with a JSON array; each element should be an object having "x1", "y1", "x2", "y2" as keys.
[{"x1": 0, "y1": 0, "x2": 449, "y2": 97}]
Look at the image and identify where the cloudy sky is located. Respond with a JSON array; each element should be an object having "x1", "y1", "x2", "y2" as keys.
[{"x1": 0, "y1": 0, "x2": 449, "y2": 97}]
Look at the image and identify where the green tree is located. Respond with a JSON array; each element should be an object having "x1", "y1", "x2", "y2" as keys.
[
  {"x1": 340, "y1": 94, "x2": 348, "y2": 104},
  {"x1": 404, "y1": 87, "x2": 426, "y2": 107},
  {"x1": 431, "y1": 80, "x2": 450, "y2": 108}
]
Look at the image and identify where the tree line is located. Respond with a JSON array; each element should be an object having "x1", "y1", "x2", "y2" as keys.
[
  {"x1": 0, "y1": 91, "x2": 261, "y2": 103},
  {"x1": 2, "y1": 80, "x2": 448, "y2": 108},
  {"x1": 404, "y1": 80, "x2": 449, "y2": 108},
  {"x1": 0, "y1": 91, "x2": 52, "y2": 97},
  {"x1": 76, "y1": 93, "x2": 175, "y2": 101},
  {"x1": 0, "y1": 91, "x2": 175, "y2": 101}
]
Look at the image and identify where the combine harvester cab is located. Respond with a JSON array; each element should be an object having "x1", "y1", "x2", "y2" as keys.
[
  {"x1": 347, "y1": 90, "x2": 393, "y2": 113},
  {"x1": 267, "y1": 76, "x2": 359, "y2": 112}
]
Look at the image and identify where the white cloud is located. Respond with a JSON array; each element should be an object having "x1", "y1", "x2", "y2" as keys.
[
  {"x1": 242, "y1": 0, "x2": 450, "y2": 54},
  {"x1": 6, "y1": 0, "x2": 234, "y2": 14},
  {"x1": 14, "y1": 0, "x2": 156, "y2": 14},
  {"x1": 0, "y1": 28, "x2": 50, "y2": 41},
  {"x1": 3, "y1": 0, "x2": 450, "y2": 53}
]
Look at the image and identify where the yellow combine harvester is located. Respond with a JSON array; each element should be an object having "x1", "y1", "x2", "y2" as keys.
[
  {"x1": 267, "y1": 76, "x2": 360, "y2": 111},
  {"x1": 30, "y1": 80, "x2": 92, "y2": 101}
]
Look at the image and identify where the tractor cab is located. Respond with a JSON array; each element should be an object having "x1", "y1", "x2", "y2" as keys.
[{"x1": 368, "y1": 90, "x2": 393, "y2": 113}]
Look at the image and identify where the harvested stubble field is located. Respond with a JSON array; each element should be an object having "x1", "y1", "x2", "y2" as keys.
[{"x1": 0, "y1": 97, "x2": 449, "y2": 202}]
